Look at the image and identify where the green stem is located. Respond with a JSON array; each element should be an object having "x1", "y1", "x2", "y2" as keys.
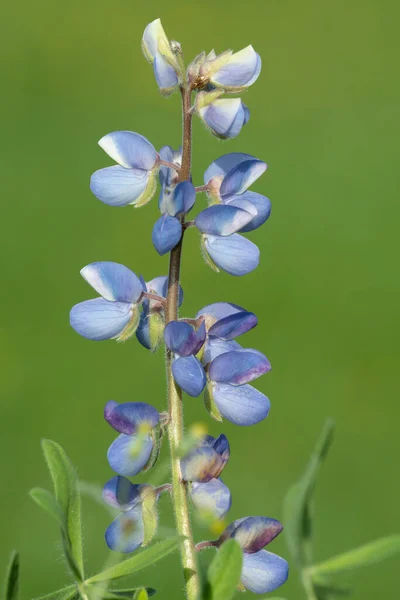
[
  {"x1": 301, "y1": 569, "x2": 319, "y2": 600},
  {"x1": 165, "y1": 85, "x2": 200, "y2": 600}
]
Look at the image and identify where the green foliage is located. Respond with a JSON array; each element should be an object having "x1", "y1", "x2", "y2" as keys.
[
  {"x1": 284, "y1": 419, "x2": 335, "y2": 568},
  {"x1": 203, "y1": 539, "x2": 243, "y2": 600},
  {"x1": 86, "y1": 538, "x2": 182, "y2": 583},
  {"x1": 3, "y1": 551, "x2": 19, "y2": 600},
  {"x1": 40, "y1": 440, "x2": 84, "y2": 581},
  {"x1": 33, "y1": 585, "x2": 78, "y2": 600},
  {"x1": 133, "y1": 589, "x2": 149, "y2": 600},
  {"x1": 30, "y1": 488, "x2": 66, "y2": 529},
  {"x1": 102, "y1": 588, "x2": 155, "y2": 599}
]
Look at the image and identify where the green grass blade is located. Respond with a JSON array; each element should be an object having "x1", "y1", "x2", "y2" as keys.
[
  {"x1": 204, "y1": 539, "x2": 243, "y2": 600},
  {"x1": 4, "y1": 551, "x2": 19, "y2": 600}
]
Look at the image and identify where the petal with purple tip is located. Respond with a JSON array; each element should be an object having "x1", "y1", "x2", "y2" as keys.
[
  {"x1": 105, "y1": 504, "x2": 144, "y2": 553},
  {"x1": 226, "y1": 191, "x2": 271, "y2": 232},
  {"x1": 212, "y1": 383, "x2": 270, "y2": 426},
  {"x1": 70, "y1": 298, "x2": 133, "y2": 341},
  {"x1": 107, "y1": 433, "x2": 153, "y2": 477},
  {"x1": 204, "y1": 234, "x2": 260, "y2": 276},
  {"x1": 104, "y1": 401, "x2": 160, "y2": 434},
  {"x1": 90, "y1": 166, "x2": 150, "y2": 207},
  {"x1": 80, "y1": 262, "x2": 143, "y2": 303},
  {"x1": 172, "y1": 356, "x2": 206, "y2": 397},
  {"x1": 98, "y1": 131, "x2": 158, "y2": 171},
  {"x1": 220, "y1": 159, "x2": 267, "y2": 198},
  {"x1": 102, "y1": 476, "x2": 142, "y2": 510},
  {"x1": 208, "y1": 311, "x2": 257, "y2": 340},
  {"x1": 195, "y1": 205, "x2": 255, "y2": 237},
  {"x1": 164, "y1": 321, "x2": 206, "y2": 357},
  {"x1": 209, "y1": 349, "x2": 271, "y2": 385},
  {"x1": 181, "y1": 446, "x2": 227, "y2": 483},
  {"x1": 233, "y1": 517, "x2": 283, "y2": 553},
  {"x1": 191, "y1": 478, "x2": 232, "y2": 519},
  {"x1": 241, "y1": 550, "x2": 289, "y2": 594},
  {"x1": 152, "y1": 214, "x2": 182, "y2": 256}
]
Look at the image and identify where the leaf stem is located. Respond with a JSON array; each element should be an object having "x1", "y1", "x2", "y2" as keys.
[{"x1": 165, "y1": 85, "x2": 200, "y2": 600}]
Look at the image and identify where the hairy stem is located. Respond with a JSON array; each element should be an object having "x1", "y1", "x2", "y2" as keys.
[{"x1": 165, "y1": 85, "x2": 200, "y2": 600}]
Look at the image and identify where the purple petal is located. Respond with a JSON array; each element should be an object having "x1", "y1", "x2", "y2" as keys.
[
  {"x1": 195, "y1": 205, "x2": 255, "y2": 236},
  {"x1": 220, "y1": 159, "x2": 267, "y2": 198},
  {"x1": 208, "y1": 311, "x2": 258, "y2": 340},
  {"x1": 107, "y1": 433, "x2": 153, "y2": 477},
  {"x1": 152, "y1": 214, "x2": 182, "y2": 256},
  {"x1": 226, "y1": 191, "x2": 271, "y2": 232},
  {"x1": 212, "y1": 383, "x2": 270, "y2": 426},
  {"x1": 105, "y1": 504, "x2": 144, "y2": 553},
  {"x1": 209, "y1": 433, "x2": 230, "y2": 458},
  {"x1": 164, "y1": 321, "x2": 206, "y2": 356},
  {"x1": 181, "y1": 446, "x2": 227, "y2": 483},
  {"x1": 172, "y1": 356, "x2": 206, "y2": 397},
  {"x1": 202, "y1": 338, "x2": 242, "y2": 364},
  {"x1": 102, "y1": 476, "x2": 142, "y2": 510},
  {"x1": 98, "y1": 131, "x2": 158, "y2": 171},
  {"x1": 154, "y1": 51, "x2": 178, "y2": 94},
  {"x1": 209, "y1": 349, "x2": 271, "y2": 385},
  {"x1": 204, "y1": 234, "x2": 260, "y2": 276},
  {"x1": 90, "y1": 166, "x2": 149, "y2": 207},
  {"x1": 104, "y1": 401, "x2": 160, "y2": 434},
  {"x1": 204, "y1": 153, "x2": 257, "y2": 184},
  {"x1": 70, "y1": 298, "x2": 132, "y2": 341},
  {"x1": 80, "y1": 262, "x2": 143, "y2": 303},
  {"x1": 200, "y1": 98, "x2": 246, "y2": 139},
  {"x1": 191, "y1": 478, "x2": 232, "y2": 519},
  {"x1": 242, "y1": 550, "x2": 289, "y2": 594},
  {"x1": 233, "y1": 517, "x2": 283, "y2": 553}
]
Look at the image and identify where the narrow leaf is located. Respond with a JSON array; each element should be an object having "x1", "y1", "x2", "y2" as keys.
[
  {"x1": 30, "y1": 488, "x2": 65, "y2": 530},
  {"x1": 41, "y1": 440, "x2": 84, "y2": 580},
  {"x1": 4, "y1": 551, "x2": 19, "y2": 600},
  {"x1": 86, "y1": 538, "x2": 182, "y2": 583},
  {"x1": 205, "y1": 539, "x2": 243, "y2": 600},
  {"x1": 310, "y1": 535, "x2": 400, "y2": 576},
  {"x1": 33, "y1": 585, "x2": 78, "y2": 600},
  {"x1": 104, "y1": 589, "x2": 156, "y2": 599},
  {"x1": 134, "y1": 589, "x2": 149, "y2": 600},
  {"x1": 283, "y1": 419, "x2": 335, "y2": 568}
]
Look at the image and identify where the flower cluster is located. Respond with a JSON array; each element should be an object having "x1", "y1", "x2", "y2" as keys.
[{"x1": 69, "y1": 18, "x2": 288, "y2": 596}]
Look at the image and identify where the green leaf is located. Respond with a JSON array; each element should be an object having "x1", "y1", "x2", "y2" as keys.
[
  {"x1": 204, "y1": 539, "x2": 243, "y2": 600},
  {"x1": 32, "y1": 585, "x2": 78, "y2": 600},
  {"x1": 140, "y1": 489, "x2": 158, "y2": 547},
  {"x1": 41, "y1": 440, "x2": 84, "y2": 581},
  {"x1": 134, "y1": 589, "x2": 149, "y2": 600},
  {"x1": 4, "y1": 551, "x2": 19, "y2": 600},
  {"x1": 283, "y1": 419, "x2": 335, "y2": 568},
  {"x1": 309, "y1": 534, "x2": 400, "y2": 577},
  {"x1": 30, "y1": 488, "x2": 65, "y2": 530},
  {"x1": 103, "y1": 589, "x2": 156, "y2": 600},
  {"x1": 86, "y1": 538, "x2": 182, "y2": 583}
]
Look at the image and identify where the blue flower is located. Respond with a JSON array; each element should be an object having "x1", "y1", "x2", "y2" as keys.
[
  {"x1": 217, "y1": 517, "x2": 288, "y2": 594},
  {"x1": 191, "y1": 478, "x2": 232, "y2": 520},
  {"x1": 197, "y1": 302, "x2": 258, "y2": 343},
  {"x1": 153, "y1": 180, "x2": 196, "y2": 255},
  {"x1": 164, "y1": 320, "x2": 207, "y2": 397},
  {"x1": 196, "y1": 92, "x2": 250, "y2": 139},
  {"x1": 90, "y1": 131, "x2": 161, "y2": 207},
  {"x1": 142, "y1": 19, "x2": 181, "y2": 96},
  {"x1": 199, "y1": 46, "x2": 261, "y2": 92},
  {"x1": 105, "y1": 401, "x2": 160, "y2": 476},
  {"x1": 70, "y1": 262, "x2": 144, "y2": 342},
  {"x1": 103, "y1": 476, "x2": 157, "y2": 553},
  {"x1": 158, "y1": 145, "x2": 182, "y2": 211}
]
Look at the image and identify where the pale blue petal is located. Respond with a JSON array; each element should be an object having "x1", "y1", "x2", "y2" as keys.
[
  {"x1": 220, "y1": 159, "x2": 267, "y2": 198},
  {"x1": 242, "y1": 102, "x2": 250, "y2": 124},
  {"x1": 241, "y1": 550, "x2": 289, "y2": 594},
  {"x1": 90, "y1": 166, "x2": 149, "y2": 207},
  {"x1": 204, "y1": 234, "x2": 260, "y2": 276},
  {"x1": 209, "y1": 349, "x2": 271, "y2": 385},
  {"x1": 172, "y1": 356, "x2": 206, "y2": 397},
  {"x1": 196, "y1": 302, "x2": 246, "y2": 320},
  {"x1": 105, "y1": 504, "x2": 144, "y2": 553},
  {"x1": 226, "y1": 192, "x2": 271, "y2": 232},
  {"x1": 107, "y1": 433, "x2": 153, "y2": 476},
  {"x1": 204, "y1": 153, "x2": 256, "y2": 184},
  {"x1": 154, "y1": 52, "x2": 178, "y2": 93},
  {"x1": 200, "y1": 98, "x2": 245, "y2": 139},
  {"x1": 80, "y1": 262, "x2": 143, "y2": 303},
  {"x1": 98, "y1": 131, "x2": 158, "y2": 171},
  {"x1": 191, "y1": 478, "x2": 232, "y2": 519},
  {"x1": 211, "y1": 46, "x2": 261, "y2": 89},
  {"x1": 212, "y1": 383, "x2": 270, "y2": 426},
  {"x1": 152, "y1": 214, "x2": 182, "y2": 255},
  {"x1": 202, "y1": 338, "x2": 241, "y2": 364},
  {"x1": 70, "y1": 298, "x2": 132, "y2": 341},
  {"x1": 195, "y1": 205, "x2": 255, "y2": 236},
  {"x1": 146, "y1": 275, "x2": 184, "y2": 306},
  {"x1": 102, "y1": 476, "x2": 142, "y2": 510}
]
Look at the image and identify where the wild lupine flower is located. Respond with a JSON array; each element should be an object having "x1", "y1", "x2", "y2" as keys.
[
  {"x1": 103, "y1": 476, "x2": 157, "y2": 553},
  {"x1": 197, "y1": 302, "x2": 258, "y2": 343},
  {"x1": 105, "y1": 401, "x2": 160, "y2": 476},
  {"x1": 136, "y1": 275, "x2": 183, "y2": 351},
  {"x1": 90, "y1": 131, "x2": 160, "y2": 207},
  {"x1": 142, "y1": 19, "x2": 181, "y2": 95},
  {"x1": 196, "y1": 91, "x2": 250, "y2": 139},
  {"x1": 194, "y1": 154, "x2": 269, "y2": 275},
  {"x1": 152, "y1": 181, "x2": 196, "y2": 255},
  {"x1": 69, "y1": 262, "x2": 144, "y2": 341},
  {"x1": 198, "y1": 46, "x2": 261, "y2": 92},
  {"x1": 181, "y1": 434, "x2": 232, "y2": 520},
  {"x1": 158, "y1": 145, "x2": 182, "y2": 210},
  {"x1": 164, "y1": 320, "x2": 207, "y2": 397},
  {"x1": 217, "y1": 517, "x2": 289, "y2": 594}
]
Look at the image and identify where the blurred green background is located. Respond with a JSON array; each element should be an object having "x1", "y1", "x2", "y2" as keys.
[{"x1": 1, "y1": 0, "x2": 399, "y2": 597}]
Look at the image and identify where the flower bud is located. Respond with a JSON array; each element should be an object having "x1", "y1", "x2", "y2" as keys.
[
  {"x1": 142, "y1": 19, "x2": 180, "y2": 95},
  {"x1": 196, "y1": 92, "x2": 249, "y2": 139}
]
